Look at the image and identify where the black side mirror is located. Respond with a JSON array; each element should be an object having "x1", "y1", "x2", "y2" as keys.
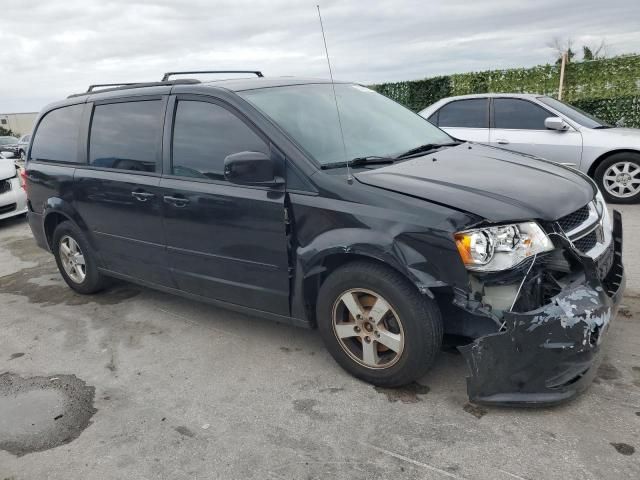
[{"x1": 223, "y1": 151, "x2": 283, "y2": 186}]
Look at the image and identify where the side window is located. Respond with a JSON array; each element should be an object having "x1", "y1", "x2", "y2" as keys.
[
  {"x1": 172, "y1": 100, "x2": 269, "y2": 181},
  {"x1": 89, "y1": 100, "x2": 162, "y2": 172},
  {"x1": 30, "y1": 104, "x2": 84, "y2": 162},
  {"x1": 493, "y1": 98, "x2": 551, "y2": 130},
  {"x1": 437, "y1": 99, "x2": 488, "y2": 128}
]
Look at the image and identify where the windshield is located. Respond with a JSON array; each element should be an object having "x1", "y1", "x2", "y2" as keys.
[
  {"x1": 239, "y1": 83, "x2": 452, "y2": 166},
  {"x1": 0, "y1": 137, "x2": 19, "y2": 145},
  {"x1": 537, "y1": 97, "x2": 611, "y2": 128}
]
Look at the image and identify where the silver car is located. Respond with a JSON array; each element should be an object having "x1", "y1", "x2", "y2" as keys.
[
  {"x1": 419, "y1": 93, "x2": 640, "y2": 203},
  {"x1": 0, "y1": 152, "x2": 27, "y2": 221},
  {"x1": 17, "y1": 134, "x2": 31, "y2": 160}
]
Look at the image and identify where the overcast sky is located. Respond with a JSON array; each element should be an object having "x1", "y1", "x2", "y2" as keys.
[{"x1": 1, "y1": 0, "x2": 639, "y2": 113}]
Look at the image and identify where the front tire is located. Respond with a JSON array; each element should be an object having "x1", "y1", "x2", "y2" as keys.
[
  {"x1": 52, "y1": 221, "x2": 107, "y2": 294},
  {"x1": 594, "y1": 152, "x2": 640, "y2": 204},
  {"x1": 316, "y1": 261, "x2": 443, "y2": 387}
]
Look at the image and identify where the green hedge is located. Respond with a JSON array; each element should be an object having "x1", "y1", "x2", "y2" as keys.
[
  {"x1": 372, "y1": 55, "x2": 640, "y2": 127},
  {"x1": 573, "y1": 96, "x2": 640, "y2": 128}
]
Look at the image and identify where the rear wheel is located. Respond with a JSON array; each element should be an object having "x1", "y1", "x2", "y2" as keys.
[
  {"x1": 316, "y1": 261, "x2": 442, "y2": 387},
  {"x1": 52, "y1": 221, "x2": 107, "y2": 294},
  {"x1": 594, "y1": 152, "x2": 640, "y2": 204}
]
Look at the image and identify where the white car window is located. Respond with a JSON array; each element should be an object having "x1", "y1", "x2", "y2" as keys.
[
  {"x1": 436, "y1": 99, "x2": 488, "y2": 128},
  {"x1": 493, "y1": 98, "x2": 551, "y2": 130}
]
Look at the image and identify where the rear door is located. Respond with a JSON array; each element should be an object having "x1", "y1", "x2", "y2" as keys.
[
  {"x1": 489, "y1": 97, "x2": 582, "y2": 165},
  {"x1": 428, "y1": 98, "x2": 489, "y2": 142},
  {"x1": 73, "y1": 97, "x2": 172, "y2": 286},
  {"x1": 160, "y1": 95, "x2": 290, "y2": 315}
]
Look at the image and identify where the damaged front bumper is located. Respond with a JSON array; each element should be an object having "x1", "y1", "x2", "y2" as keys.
[{"x1": 459, "y1": 211, "x2": 625, "y2": 406}]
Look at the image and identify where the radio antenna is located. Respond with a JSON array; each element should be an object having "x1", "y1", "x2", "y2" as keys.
[{"x1": 316, "y1": 4, "x2": 352, "y2": 183}]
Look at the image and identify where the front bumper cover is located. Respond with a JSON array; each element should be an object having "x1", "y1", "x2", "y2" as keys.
[{"x1": 459, "y1": 210, "x2": 625, "y2": 406}]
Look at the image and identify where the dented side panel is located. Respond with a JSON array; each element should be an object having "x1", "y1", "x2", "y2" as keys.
[{"x1": 287, "y1": 187, "x2": 478, "y2": 321}]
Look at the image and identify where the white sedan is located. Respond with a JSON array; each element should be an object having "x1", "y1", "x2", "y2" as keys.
[
  {"x1": 0, "y1": 152, "x2": 27, "y2": 221},
  {"x1": 420, "y1": 93, "x2": 640, "y2": 203}
]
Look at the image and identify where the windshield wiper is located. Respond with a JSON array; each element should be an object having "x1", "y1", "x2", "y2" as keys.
[
  {"x1": 395, "y1": 141, "x2": 461, "y2": 159},
  {"x1": 321, "y1": 156, "x2": 395, "y2": 170}
]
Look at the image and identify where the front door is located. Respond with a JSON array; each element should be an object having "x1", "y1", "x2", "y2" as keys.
[
  {"x1": 489, "y1": 97, "x2": 582, "y2": 165},
  {"x1": 73, "y1": 98, "x2": 171, "y2": 286},
  {"x1": 160, "y1": 97, "x2": 290, "y2": 315}
]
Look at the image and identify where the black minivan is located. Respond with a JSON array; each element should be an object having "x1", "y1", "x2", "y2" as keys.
[{"x1": 25, "y1": 72, "x2": 625, "y2": 405}]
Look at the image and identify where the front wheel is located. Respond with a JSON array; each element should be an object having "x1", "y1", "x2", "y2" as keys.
[
  {"x1": 594, "y1": 153, "x2": 640, "y2": 204},
  {"x1": 316, "y1": 261, "x2": 443, "y2": 387}
]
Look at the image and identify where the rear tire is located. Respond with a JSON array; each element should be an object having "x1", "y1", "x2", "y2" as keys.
[
  {"x1": 594, "y1": 152, "x2": 640, "y2": 204},
  {"x1": 316, "y1": 261, "x2": 443, "y2": 387},
  {"x1": 52, "y1": 221, "x2": 107, "y2": 294}
]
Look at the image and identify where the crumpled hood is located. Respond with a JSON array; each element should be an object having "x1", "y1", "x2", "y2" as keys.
[
  {"x1": 355, "y1": 143, "x2": 595, "y2": 222},
  {"x1": 0, "y1": 159, "x2": 17, "y2": 181}
]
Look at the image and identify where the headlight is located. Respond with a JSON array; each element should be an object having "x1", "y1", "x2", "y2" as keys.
[{"x1": 454, "y1": 222, "x2": 554, "y2": 272}]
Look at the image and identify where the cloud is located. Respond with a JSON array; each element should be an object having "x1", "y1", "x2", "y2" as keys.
[{"x1": 1, "y1": 0, "x2": 639, "y2": 112}]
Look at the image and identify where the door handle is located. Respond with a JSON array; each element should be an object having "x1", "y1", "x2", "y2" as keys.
[
  {"x1": 163, "y1": 195, "x2": 190, "y2": 207},
  {"x1": 131, "y1": 191, "x2": 155, "y2": 202},
  {"x1": 496, "y1": 138, "x2": 510, "y2": 145}
]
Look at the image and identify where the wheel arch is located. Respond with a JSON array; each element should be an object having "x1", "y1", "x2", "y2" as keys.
[
  {"x1": 43, "y1": 211, "x2": 70, "y2": 248},
  {"x1": 297, "y1": 249, "x2": 445, "y2": 327},
  {"x1": 42, "y1": 199, "x2": 94, "y2": 250},
  {"x1": 587, "y1": 148, "x2": 640, "y2": 178}
]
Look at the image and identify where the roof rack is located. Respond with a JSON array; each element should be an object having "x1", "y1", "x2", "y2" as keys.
[
  {"x1": 68, "y1": 79, "x2": 202, "y2": 98},
  {"x1": 161, "y1": 70, "x2": 263, "y2": 81},
  {"x1": 68, "y1": 70, "x2": 264, "y2": 99},
  {"x1": 87, "y1": 83, "x2": 139, "y2": 92}
]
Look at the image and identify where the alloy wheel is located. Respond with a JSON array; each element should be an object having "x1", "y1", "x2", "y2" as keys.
[
  {"x1": 59, "y1": 235, "x2": 87, "y2": 284},
  {"x1": 332, "y1": 288, "x2": 404, "y2": 369},
  {"x1": 602, "y1": 161, "x2": 640, "y2": 199}
]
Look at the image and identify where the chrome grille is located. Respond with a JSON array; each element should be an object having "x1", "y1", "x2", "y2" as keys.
[
  {"x1": 557, "y1": 205, "x2": 590, "y2": 232},
  {"x1": 572, "y1": 230, "x2": 598, "y2": 253},
  {"x1": 555, "y1": 201, "x2": 608, "y2": 257}
]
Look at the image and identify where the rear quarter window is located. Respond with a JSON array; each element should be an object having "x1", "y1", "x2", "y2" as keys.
[{"x1": 30, "y1": 104, "x2": 84, "y2": 162}]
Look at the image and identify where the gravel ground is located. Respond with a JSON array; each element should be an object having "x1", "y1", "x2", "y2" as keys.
[{"x1": 0, "y1": 206, "x2": 639, "y2": 480}]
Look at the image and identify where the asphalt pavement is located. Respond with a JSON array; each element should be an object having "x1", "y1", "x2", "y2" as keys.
[{"x1": 0, "y1": 206, "x2": 639, "y2": 480}]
